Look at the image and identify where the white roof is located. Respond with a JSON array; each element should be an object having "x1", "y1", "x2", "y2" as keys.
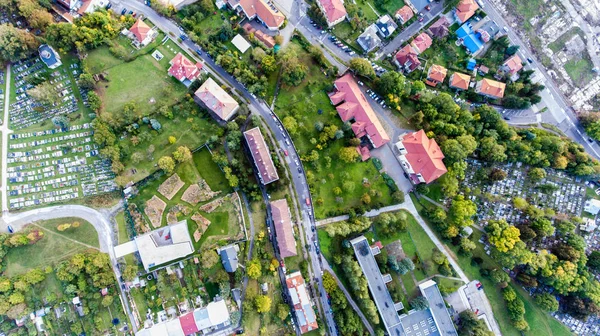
[
  {"x1": 135, "y1": 221, "x2": 194, "y2": 270},
  {"x1": 166, "y1": 318, "x2": 185, "y2": 335},
  {"x1": 207, "y1": 299, "x2": 230, "y2": 325},
  {"x1": 231, "y1": 34, "x2": 251, "y2": 53},
  {"x1": 114, "y1": 240, "x2": 138, "y2": 258},
  {"x1": 584, "y1": 199, "x2": 600, "y2": 215}
]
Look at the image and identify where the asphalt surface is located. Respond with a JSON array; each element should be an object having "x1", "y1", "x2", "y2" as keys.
[
  {"x1": 1, "y1": 64, "x2": 12, "y2": 213},
  {"x1": 113, "y1": 0, "x2": 339, "y2": 333}
]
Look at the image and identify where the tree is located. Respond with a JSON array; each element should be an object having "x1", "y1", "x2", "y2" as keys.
[
  {"x1": 0, "y1": 24, "x2": 38, "y2": 62},
  {"x1": 172, "y1": 146, "x2": 192, "y2": 163},
  {"x1": 489, "y1": 168, "x2": 507, "y2": 181},
  {"x1": 410, "y1": 296, "x2": 429, "y2": 310},
  {"x1": 588, "y1": 251, "x2": 600, "y2": 271},
  {"x1": 530, "y1": 217, "x2": 555, "y2": 237},
  {"x1": 101, "y1": 295, "x2": 114, "y2": 307},
  {"x1": 401, "y1": 258, "x2": 415, "y2": 271},
  {"x1": 277, "y1": 304, "x2": 289, "y2": 320},
  {"x1": 490, "y1": 269, "x2": 510, "y2": 287},
  {"x1": 158, "y1": 156, "x2": 175, "y2": 174},
  {"x1": 349, "y1": 57, "x2": 376, "y2": 78},
  {"x1": 457, "y1": 310, "x2": 494, "y2": 336},
  {"x1": 279, "y1": 47, "x2": 307, "y2": 86},
  {"x1": 459, "y1": 237, "x2": 477, "y2": 254},
  {"x1": 255, "y1": 295, "x2": 271, "y2": 313},
  {"x1": 486, "y1": 219, "x2": 521, "y2": 252},
  {"x1": 247, "y1": 259, "x2": 262, "y2": 279},
  {"x1": 528, "y1": 167, "x2": 546, "y2": 182},
  {"x1": 261, "y1": 55, "x2": 277, "y2": 73},
  {"x1": 29, "y1": 81, "x2": 60, "y2": 105},
  {"x1": 30, "y1": 9, "x2": 53, "y2": 29},
  {"x1": 513, "y1": 197, "x2": 528, "y2": 209},
  {"x1": 168, "y1": 136, "x2": 177, "y2": 144},
  {"x1": 506, "y1": 45, "x2": 520, "y2": 56},
  {"x1": 201, "y1": 251, "x2": 219, "y2": 269},
  {"x1": 375, "y1": 71, "x2": 406, "y2": 96},
  {"x1": 339, "y1": 146, "x2": 360, "y2": 163},
  {"x1": 282, "y1": 116, "x2": 298, "y2": 134},
  {"x1": 534, "y1": 292, "x2": 559, "y2": 312},
  {"x1": 88, "y1": 91, "x2": 101, "y2": 111}
]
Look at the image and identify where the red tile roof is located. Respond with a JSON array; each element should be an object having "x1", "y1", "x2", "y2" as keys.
[
  {"x1": 395, "y1": 44, "x2": 421, "y2": 71},
  {"x1": 318, "y1": 0, "x2": 347, "y2": 26},
  {"x1": 231, "y1": 0, "x2": 285, "y2": 29},
  {"x1": 476, "y1": 78, "x2": 506, "y2": 98},
  {"x1": 179, "y1": 312, "x2": 199, "y2": 335},
  {"x1": 400, "y1": 130, "x2": 447, "y2": 184},
  {"x1": 456, "y1": 0, "x2": 479, "y2": 23},
  {"x1": 242, "y1": 23, "x2": 276, "y2": 48},
  {"x1": 270, "y1": 199, "x2": 297, "y2": 258},
  {"x1": 502, "y1": 54, "x2": 523, "y2": 74},
  {"x1": 129, "y1": 19, "x2": 151, "y2": 43},
  {"x1": 168, "y1": 53, "x2": 201, "y2": 82},
  {"x1": 286, "y1": 272, "x2": 319, "y2": 333},
  {"x1": 357, "y1": 146, "x2": 371, "y2": 161},
  {"x1": 427, "y1": 64, "x2": 447, "y2": 84},
  {"x1": 330, "y1": 73, "x2": 390, "y2": 148},
  {"x1": 395, "y1": 5, "x2": 414, "y2": 24},
  {"x1": 244, "y1": 127, "x2": 279, "y2": 185},
  {"x1": 410, "y1": 32, "x2": 432, "y2": 53},
  {"x1": 449, "y1": 72, "x2": 471, "y2": 90},
  {"x1": 194, "y1": 78, "x2": 239, "y2": 121}
]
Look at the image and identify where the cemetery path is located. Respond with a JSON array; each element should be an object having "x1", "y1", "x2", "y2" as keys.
[{"x1": 1, "y1": 64, "x2": 12, "y2": 213}]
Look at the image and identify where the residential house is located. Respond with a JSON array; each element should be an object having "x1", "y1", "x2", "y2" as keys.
[
  {"x1": 317, "y1": 0, "x2": 347, "y2": 28},
  {"x1": 127, "y1": 19, "x2": 157, "y2": 48},
  {"x1": 375, "y1": 14, "x2": 397, "y2": 39},
  {"x1": 227, "y1": 0, "x2": 285, "y2": 31},
  {"x1": 394, "y1": 44, "x2": 421, "y2": 73},
  {"x1": 425, "y1": 64, "x2": 447, "y2": 87},
  {"x1": 475, "y1": 78, "x2": 506, "y2": 99},
  {"x1": 498, "y1": 54, "x2": 523, "y2": 80},
  {"x1": 218, "y1": 244, "x2": 240, "y2": 273},
  {"x1": 75, "y1": 0, "x2": 110, "y2": 15},
  {"x1": 329, "y1": 73, "x2": 390, "y2": 159},
  {"x1": 244, "y1": 127, "x2": 279, "y2": 185},
  {"x1": 581, "y1": 218, "x2": 598, "y2": 232},
  {"x1": 168, "y1": 53, "x2": 203, "y2": 87},
  {"x1": 270, "y1": 199, "x2": 297, "y2": 258},
  {"x1": 194, "y1": 78, "x2": 240, "y2": 124},
  {"x1": 395, "y1": 5, "x2": 414, "y2": 25},
  {"x1": 72, "y1": 297, "x2": 85, "y2": 317},
  {"x1": 454, "y1": 0, "x2": 479, "y2": 24},
  {"x1": 395, "y1": 130, "x2": 447, "y2": 184},
  {"x1": 456, "y1": 17, "x2": 497, "y2": 55},
  {"x1": 113, "y1": 220, "x2": 194, "y2": 272},
  {"x1": 286, "y1": 272, "x2": 318, "y2": 334},
  {"x1": 466, "y1": 58, "x2": 477, "y2": 71},
  {"x1": 449, "y1": 72, "x2": 471, "y2": 90},
  {"x1": 357, "y1": 24, "x2": 382, "y2": 53},
  {"x1": 243, "y1": 22, "x2": 276, "y2": 48},
  {"x1": 410, "y1": 32, "x2": 432, "y2": 54},
  {"x1": 39, "y1": 44, "x2": 62, "y2": 69},
  {"x1": 428, "y1": 16, "x2": 450, "y2": 38}
]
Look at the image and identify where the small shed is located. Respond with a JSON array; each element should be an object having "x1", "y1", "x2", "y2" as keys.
[{"x1": 231, "y1": 34, "x2": 251, "y2": 53}]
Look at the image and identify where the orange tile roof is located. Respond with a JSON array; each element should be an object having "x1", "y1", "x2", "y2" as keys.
[
  {"x1": 395, "y1": 44, "x2": 420, "y2": 71},
  {"x1": 331, "y1": 73, "x2": 390, "y2": 148},
  {"x1": 502, "y1": 54, "x2": 523, "y2": 74},
  {"x1": 427, "y1": 64, "x2": 447, "y2": 83},
  {"x1": 318, "y1": 0, "x2": 347, "y2": 25},
  {"x1": 449, "y1": 72, "x2": 471, "y2": 90},
  {"x1": 395, "y1": 5, "x2": 414, "y2": 23},
  {"x1": 411, "y1": 32, "x2": 432, "y2": 53},
  {"x1": 234, "y1": 0, "x2": 285, "y2": 29},
  {"x1": 270, "y1": 199, "x2": 297, "y2": 258},
  {"x1": 456, "y1": 0, "x2": 479, "y2": 23},
  {"x1": 477, "y1": 78, "x2": 506, "y2": 99},
  {"x1": 168, "y1": 53, "x2": 201, "y2": 82},
  {"x1": 400, "y1": 130, "x2": 447, "y2": 184},
  {"x1": 194, "y1": 78, "x2": 239, "y2": 121},
  {"x1": 245, "y1": 127, "x2": 279, "y2": 185},
  {"x1": 129, "y1": 19, "x2": 151, "y2": 43},
  {"x1": 286, "y1": 272, "x2": 318, "y2": 333}
]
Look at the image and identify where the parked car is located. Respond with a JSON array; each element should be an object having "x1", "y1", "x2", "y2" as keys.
[
  {"x1": 306, "y1": 198, "x2": 311, "y2": 206},
  {"x1": 283, "y1": 150, "x2": 288, "y2": 156},
  {"x1": 527, "y1": 57, "x2": 533, "y2": 64},
  {"x1": 7, "y1": 226, "x2": 14, "y2": 234},
  {"x1": 121, "y1": 8, "x2": 127, "y2": 15}
]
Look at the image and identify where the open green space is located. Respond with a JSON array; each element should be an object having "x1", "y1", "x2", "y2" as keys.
[
  {"x1": 410, "y1": 194, "x2": 573, "y2": 336},
  {"x1": 548, "y1": 27, "x2": 586, "y2": 53},
  {"x1": 354, "y1": 0, "x2": 381, "y2": 21},
  {"x1": 116, "y1": 211, "x2": 129, "y2": 244},
  {"x1": 376, "y1": 0, "x2": 405, "y2": 16},
  {"x1": 4, "y1": 218, "x2": 99, "y2": 276},
  {"x1": 193, "y1": 148, "x2": 231, "y2": 193},
  {"x1": 564, "y1": 53, "x2": 595, "y2": 86},
  {"x1": 509, "y1": 0, "x2": 549, "y2": 20}
]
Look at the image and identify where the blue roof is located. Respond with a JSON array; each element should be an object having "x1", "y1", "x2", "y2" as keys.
[
  {"x1": 463, "y1": 34, "x2": 483, "y2": 54},
  {"x1": 466, "y1": 59, "x2": 477, "y2": 70},
  {"x1": 456, "y1": 24, "x2": 472, "y2": 39}
]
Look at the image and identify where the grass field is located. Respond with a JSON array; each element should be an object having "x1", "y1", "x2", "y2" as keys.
[
  {"x1": 4, "y1": 218, "x2": 98, "y2": 276},
  {"x1": 509, "y1": 0, "x2": 548, "y2": 20},
  {"x1": 116, "y1": 211, "x2": 129, "y2": 244},
  {"x1": 564, "y1": 53, "x2": 595, "y2": 87},
  {"x1": 548, "y1": 27, "x2": 585, "y2": 53},
  {"x1": 410, "y1": 194, "x2": 572, "y2": 336}
]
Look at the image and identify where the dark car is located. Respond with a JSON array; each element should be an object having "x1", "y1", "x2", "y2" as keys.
[
  {"x1": 105, "y1": 2, "x2": 112, "y2": 9},
  {"x1": 121, "y1": 8, "x2": 127, "y2": 15},
  {"x1": 527, "y1": 57, "x2": 533, "y2": 64},
  {"x1": 297, "y1": 167, "x2": 302, "y2": 173},
  {"x1": 503, "y1": 116, "x2": 511, "y2": 121},
  {"x1": 236, "y1": 329, "x2": 244, "y2": 334},
  {"x1": 7, "y1": 226, "x2": 14, "y2": 234}
]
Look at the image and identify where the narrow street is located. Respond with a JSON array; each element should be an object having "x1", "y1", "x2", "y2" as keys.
[{"x1": 1, "y1": 64, "x2": 12, "y2": 213}]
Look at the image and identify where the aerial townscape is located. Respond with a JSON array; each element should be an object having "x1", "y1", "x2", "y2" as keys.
[{"x1": 2, "y1": 0, "x2": 600, "y2": 334}]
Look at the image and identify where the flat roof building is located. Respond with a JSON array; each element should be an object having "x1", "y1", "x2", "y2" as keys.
[
  {"x1": 270, "y1": 199, "x2": 297, "y2": 258},
  {"x1": 244, "y1": 127, "x2": 279, "y2": 185},
  {"x1": 286, "y1": 271, "x2": 318, "y2": 333},
  {"x1": 419, "y1": 280, "x2": 458, "y2": 336}
]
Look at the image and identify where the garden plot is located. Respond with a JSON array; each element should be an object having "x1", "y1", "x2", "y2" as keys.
[
  {"x1": 181, "y1": 179, "x2": 221, "y2": 205},
  {"x1": 145, "y1": 195, "x2": 167, "y2": 228},
  {"x1": 463, "y1": 159, "x2": 586, "y2": 226},
  {"x1": 9, "y1": 57, "x2": 86, "y2": 130},
  {"x1": 7, "y1": 123, "x2": 117, "y2": 209},
  {"x1": 158, "y1": 173, "x2": 185, "y2": 200}
]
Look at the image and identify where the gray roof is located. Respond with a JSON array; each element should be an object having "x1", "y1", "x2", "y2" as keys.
[
  {"x1": 220, "y1": 244, "x2": 239, "y2": 273},
  {"x1": 375, "y1": 15, "x2": 397, "y2": 38},
  {"x1": 357, "y1": 24, "x2": 382, "y2": 52},
  {"x1": 420, "y1": 280, "x2": 458, "y2": 336}
]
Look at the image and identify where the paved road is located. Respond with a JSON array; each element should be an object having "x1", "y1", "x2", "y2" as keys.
[
  {"x1": 0, "y1": 204, "x2": 138, "y2": 333},
  {"x1": 1, "y1": 64, "x2": 12, "y2": 213}
]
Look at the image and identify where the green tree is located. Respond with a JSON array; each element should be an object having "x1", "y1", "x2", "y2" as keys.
[
  {"x1": 490, "y1": 269, "x2": 510, "y2": 287},
  {"x1": 528, "y1": 167, "x2": 546, "y2": 182},
  {"x1": 534, "y1": 292, "x2": 559, "y2": 312},
  {"x1": 201, "y1": 251, "x2": 219, "y2": 269},
  {"x1": 349, "y1": 57, "x2": 376, "y2": 78},
  {"x1": 0, "y1": 24, "x2": 39, "y2": 62},
  {"x1": 457, "y1": 310, "x2": 494, "y2": 336},
  {"x1": 282, "y1": 116, "x2": 298, "y2": 134},
  {"x1": 339, "y1": 146, "x2": 360, "y2": 163},
  {"x1": 277, "y1": 303, "x2": 289, "y2": 320},
  {"x1": 29, "y1": 81, "x2": 60, "y2": 105},
  {"x1": 247, "y1": 259, "x2": 262, "y2": 279},
  {"x1": 588, "y1": 251, "x2": 600, "y2": 271},
  {"x1": 261, "y1": 55, "x2": 277, "y2": 73},
  {"x1": 486, "y1": 219, "x2": 521, "y2": 253},
  {"x1": 172, "y1": 146, "x2": 192, "y2": 163},
  {"x1": 122, "y1": 265, "x2": 138, "y2": 281},
  {"x1": 410, "y1": 296, "x2": 429, "y2": 310},
  {"x1": 375, "y1": 71, "x2": 406, "y2": 96},
  {"x1": 158, "y1": 156, "x2": 175, "y2": 174},
  {"x1": 255, "y1": 295, "x2": 271, "y2": 313},
  {"x1": 101, "y1": 295, "x2": 114, "y2": 307}
]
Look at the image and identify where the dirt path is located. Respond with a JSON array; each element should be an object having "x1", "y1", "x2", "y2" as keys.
[{"x1": 31, "y1": 223, "x2": 100, "y2": 250}]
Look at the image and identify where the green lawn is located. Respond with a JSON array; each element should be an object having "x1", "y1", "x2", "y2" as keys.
[
  {"x1": 377, "y1": 0, "x2": 405, "y2": 16},
  {"x1": 116, "y1": 211, "x2": 129, "y2": 244},
  {"x1": 564, "y1": 53, "x2": 595, "y2": 87},
  {"x1": 193, "y1": 148, "x2": 231, "y2": 193},
  {"x1": 355, "y1": 0, "x2": 381, "y2": 21},
  {"x1": 4, "y1": 218, "x2": 99, "y2": 276},
  {"x1": 548, "y1": 27, "x2": 585, "y2": 53},
  {"x1": 509, "y1": 0, "x2": 548, "y2": 20}
]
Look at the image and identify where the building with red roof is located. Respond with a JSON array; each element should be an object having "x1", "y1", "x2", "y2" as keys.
[
  {"x1": 394, "y1": 44, "x2": 421, "y2": 73},
  {"x1": 395, "y1": 5, "x2": 414, "y2": 24},
  {"x1": 475, "y1": 78, "x2": 506, "y2": 99},
  {"x1": 270, "y1": 199, "x2": 297, "y2": 258},
  {"x1": 127, "y1": 19, "x2": 157, "y2": 48},
  {"x1": 498, "y1": 54, "x2": 523, "y2": 80},
  {"x1": 244, "y1": 127, "x2": 279, "y2": 185},
  {"x1": 178, "y1": 312, "x2": 199, "y2": 335},
  {"x1": 428, "y1": 16, "x2": 450, "y2": 38},
  {"x1": 227, "y1": 0, "x2": 285, "y2": 31},
  {"x1": 395, "y1": 130, "x2": 447, "y2": 184},
  {"x1": 194, "y1": 78, "x2": 239, "y2": 123},
  {"x1": 286, "y1": 272, "x2": 318, "y2": 334},
  {"x1": 410, "y1": 32, "x2": 432, "y2": 54},
  {"x1": 449, "y1": 72, "x2": 471, "y2": 90},
  {"x1": 317, "y1": 0, "x2": 347, "y2": 27},
  {"x1": 243, "y1": 23, "x2": 276, "y2": 48},
  {"x1": 168, "y1": 53, "x2": 203, "y2": 87},
  {"x1": 455, "y1": 0, "x2": 479, "y2": 24},
  {"x1": 425, "y1": 64, "x2": 447, "y2": 87},
  {"x1": 329, "y1": 73, "x2": 390, "y2": 157}
]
